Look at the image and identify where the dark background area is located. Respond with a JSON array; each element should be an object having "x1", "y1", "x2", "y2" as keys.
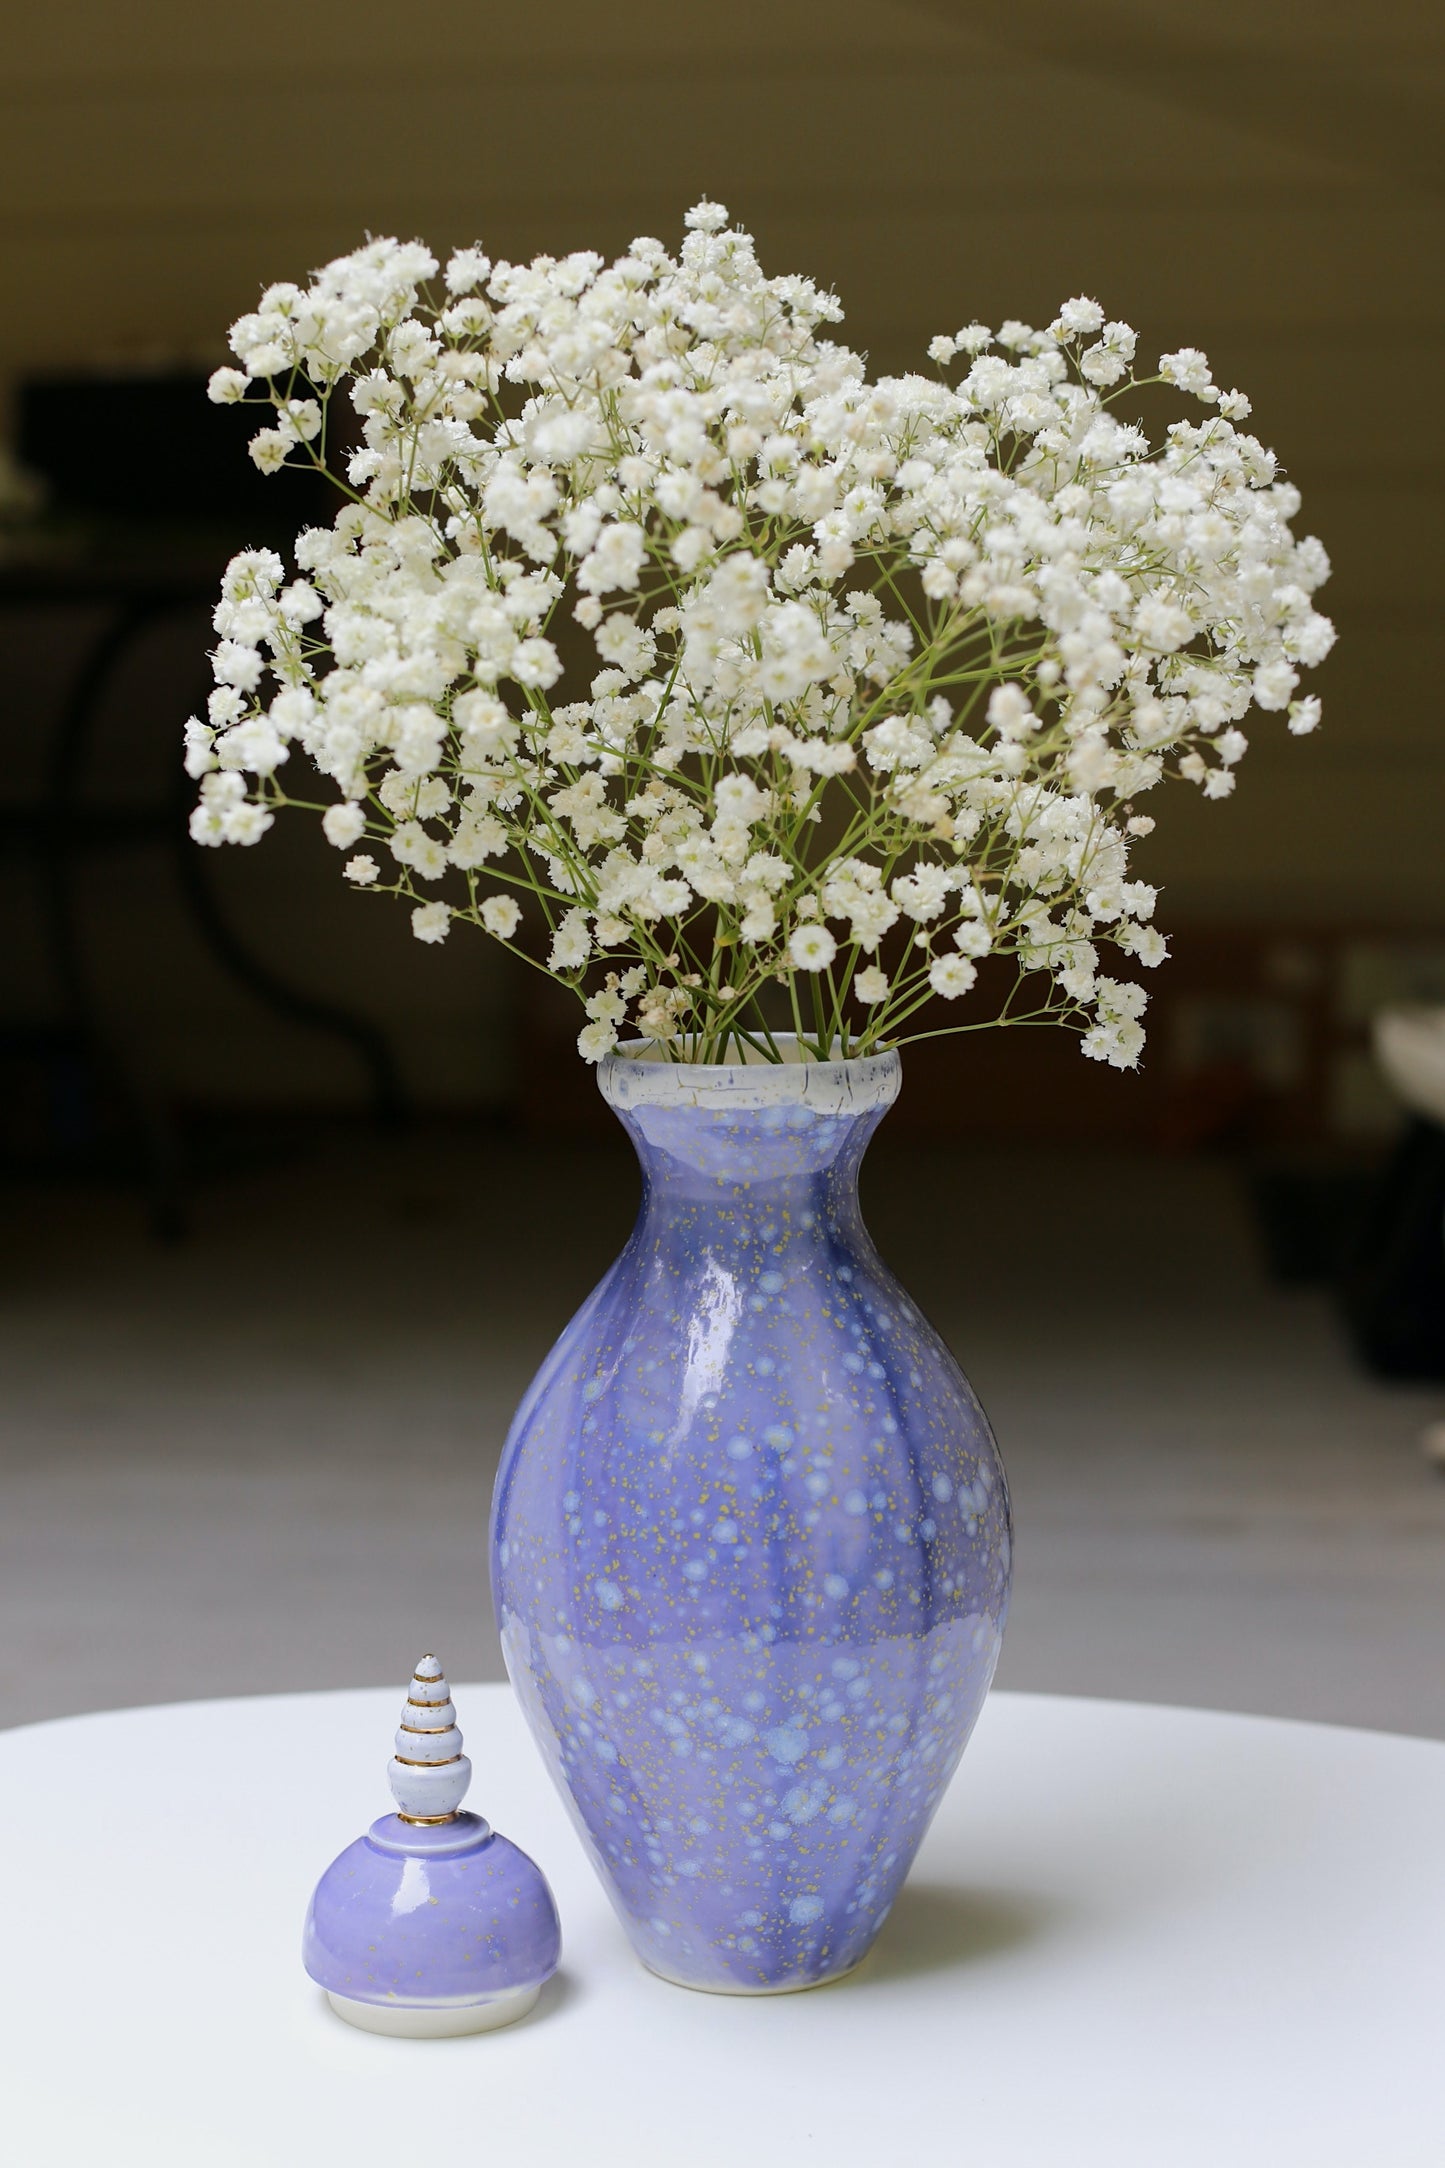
[
  {"x1": 2, "y1": 0, "x2": 1442, "y2": 1145},
  {"x1": 1, "y1": 0, "x2": 1443, "y2": 1733}
]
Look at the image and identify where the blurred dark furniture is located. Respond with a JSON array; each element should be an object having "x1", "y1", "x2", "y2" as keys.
[
  {"x1": 0, "y1": 372, "x2": 403, "y2": 1234},
  {"x1": 1340, "y1": 1118, "x2": 1445, "y2": 1379}
]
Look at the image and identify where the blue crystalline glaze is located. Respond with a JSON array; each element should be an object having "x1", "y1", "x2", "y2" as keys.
[
  {"x1": 304, "y1": 1814, "x2": 562, "y2": 2010},
  {"x1": 491, "y1": 1044, "x2": 1012, "y2": 1993}
]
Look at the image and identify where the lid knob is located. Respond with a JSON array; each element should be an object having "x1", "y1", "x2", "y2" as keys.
[{"x1": 387, "y1": 1653, "x2": 473, "y2": 1822}]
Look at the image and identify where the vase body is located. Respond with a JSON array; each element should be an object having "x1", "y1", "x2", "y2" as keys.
[{"x1": 490, "y1": 1043, "x2": 1011, "y2": 1993}]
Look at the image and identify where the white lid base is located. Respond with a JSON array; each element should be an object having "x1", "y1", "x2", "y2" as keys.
[{"x1": 324, "y1": 1985, "x2": 541, "y2": 2038}]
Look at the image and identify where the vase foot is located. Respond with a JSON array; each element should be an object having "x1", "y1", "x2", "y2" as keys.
[{"x1": 641, "y1": 1954, "x2": 864, "y2": 1998}]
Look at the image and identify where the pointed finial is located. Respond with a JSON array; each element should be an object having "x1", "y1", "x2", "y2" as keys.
[{"x1": 388, "y1": 1654, "x2": 473, "y2": 1822}]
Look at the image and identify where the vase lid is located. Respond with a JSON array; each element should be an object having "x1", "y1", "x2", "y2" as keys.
[{"x1": 302, "y1": 1654, "x2": 562, "y2": 2035}]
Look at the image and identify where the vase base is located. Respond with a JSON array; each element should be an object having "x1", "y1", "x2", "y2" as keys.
[{"x1": 641, "y1": 1954, "x2": 864, "y2": 1998}]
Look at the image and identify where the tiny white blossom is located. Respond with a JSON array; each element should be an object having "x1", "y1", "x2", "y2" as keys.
[
  {"x1": 211, "y1": 638, "x2": 263, "y2": 691},
  {"x1": 480, "y1": 893, "x2": 523, "y2": 939},
  {"x1": 511, "y1": 637, "x2": 562, "y2": 689},
  {"x1": 278, "y1": 398, "x2": 322, "y2": 443},
  {"x1": 893, "y1": 866, "x2": 951, "y2": 922},
  {"x1": 391, "y1": 823, "x2": 447, "y2": 880},
  {"x1": 578, "y1": 523, "x2": 647, "y2": 595},
  {"x1": 411, "y1": 900, "x2": 450, "y2": 943},
  {"x1": 549, "y1": 909, "x2": 593, "y2": 971},
  {"x1": 928, "y1": 955, "x2": 977, "y2": 1000},
  {"x1": 445, "y1": 246, "x2": 491, "y2": 294},
  {"x1": 182, "y1": 718, "x2": 217, "y2": 778},
  {"x1": 322, "y1": 802, "x2": 367, "y2": 849},
  {"x1": 208, "y1": 687, "x2": 246, "y2": 726},
  {"x1": 788, "y1": 924, "x2": 837, "y2": 971},
  {"x1": 1253, "y1": 660, "x2": 1299, "y2": 711},
  {"x1": 222, "y1": 802, "x2": 273, "y2": 844},
  {"x1": 1129, "y1": 926, "x2": 1168, "y2": 966},
  {"x1": 854, "y1": 966, "x2": 890, "y2": 1004},
  {"x1": 1079, "y1": 343, "x2": 1128, "y2": 388},
  {"x1": 248, "y1": 428, "x2": 292, "y2": 473},
  {"x1": 217, "y1": 717, "x2": 287, "y2": 774},
  {"x1": 986, "y1": 684, "x2": 1035, "y2": 739},
  {"x1": 343, "y1": 854, "x2": 379, "y2": 885},
  {"x1": 1159, "y1": 347, "x2": 1213, "y2": 397},
  {"x1": 953, "y1": 921, "x2": 992, "y2": 957},
  {"x1": 207, "y1": 367, "x2": 249, "y2": 404},
  {"x1": 1057, "y1": 296, "x2": 1104, "y2": 337},
  {"x1": 577, "y1": 1019, "x2": 618, "y2": 1062}
]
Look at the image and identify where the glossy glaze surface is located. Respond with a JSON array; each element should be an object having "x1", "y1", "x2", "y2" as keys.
[
  {"x1": 491, "y1": 1045, "x2": 1011, "y2": 1992},
  {"x1": 303, "y1": 1812, "x2": 561, "y2": 2011}
]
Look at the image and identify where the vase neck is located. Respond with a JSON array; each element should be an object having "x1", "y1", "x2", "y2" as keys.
[
  {"x1": 610, "y1": 1097, "x2": 891, "y2": 1216},
  {"x1": 597, "y1": 1044, "x2": 901, "y2": 1211}
]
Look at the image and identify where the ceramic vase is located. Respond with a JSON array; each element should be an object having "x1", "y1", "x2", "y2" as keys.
[{"x1": 491, "y1": 1040, "x2": 1011, "y2": 1992}]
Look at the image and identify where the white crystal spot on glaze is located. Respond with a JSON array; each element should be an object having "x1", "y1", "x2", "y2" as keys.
[
  {"x1": 789, "y1": 1895, "x2": 825, "y2": 1925},
  {"x1": 765, "y1": 1725, "x2": 809, "y2": 1765},
  {"x1": 594, "y1": 1580, "x2": 625, "y2": 1611}
]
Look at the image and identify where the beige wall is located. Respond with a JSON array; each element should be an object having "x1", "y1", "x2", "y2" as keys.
[{"x1": 3, "y1": 0, "x2": 1441, "y2": 1100}]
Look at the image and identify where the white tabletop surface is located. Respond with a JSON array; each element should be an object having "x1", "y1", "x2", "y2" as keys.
[{"x1": 4, "y1": 1683, "x2": 1442, "y2": 2168}]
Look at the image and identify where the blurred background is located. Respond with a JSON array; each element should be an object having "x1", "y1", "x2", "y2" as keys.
[{"x1": 2, "y1": 0, "x2": 1443, "y2": 1734}]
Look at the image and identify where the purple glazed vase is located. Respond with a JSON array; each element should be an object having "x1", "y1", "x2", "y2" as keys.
[{"x1": 491, "y1": 1041, "x2": 1011, "y2": 1993}]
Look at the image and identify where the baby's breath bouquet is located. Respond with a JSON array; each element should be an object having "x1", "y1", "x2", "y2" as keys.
[{"x1": 190, "y1": 201, "x2": 1332, "y2": 1068}]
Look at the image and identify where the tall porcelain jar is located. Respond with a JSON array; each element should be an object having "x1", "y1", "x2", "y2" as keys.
[{"x1": 491, "y1": 1040, "x2": 1011, "y2": 1993}]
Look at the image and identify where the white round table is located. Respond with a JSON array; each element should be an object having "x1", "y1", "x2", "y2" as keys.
[{"x1": 5, "y1": 1685, "x2": 1442, "y2": 2167}]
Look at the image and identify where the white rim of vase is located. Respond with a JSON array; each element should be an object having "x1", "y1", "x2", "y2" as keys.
[{"x1": 598, "y1": 1035, "x2": 901, "y2": 1115}]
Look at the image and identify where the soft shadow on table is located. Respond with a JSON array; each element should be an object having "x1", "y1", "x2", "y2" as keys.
[
  {"x1": 858, "y1": 1881, "x2": 1065, "y2": 1985},
  {"x1": 527, "y1": 1967, "x2": 584, "y2": 2023}
]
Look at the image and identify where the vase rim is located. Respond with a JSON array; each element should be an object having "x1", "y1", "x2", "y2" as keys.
[{"x1": 598, "y1": 1035, "x2": 900, "y2": 1115}]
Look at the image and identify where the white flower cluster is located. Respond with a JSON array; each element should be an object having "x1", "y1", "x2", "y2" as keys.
[{"x1": 191, "y1": 202, "x2": 1332, "y2": 1068}]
